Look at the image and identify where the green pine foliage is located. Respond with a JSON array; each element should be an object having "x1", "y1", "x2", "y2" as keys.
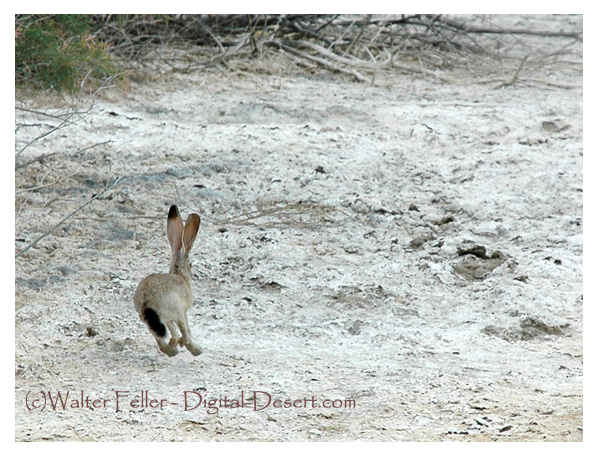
[{"x1": 15, "y1": 15, "x2": 117, "y2": 93}]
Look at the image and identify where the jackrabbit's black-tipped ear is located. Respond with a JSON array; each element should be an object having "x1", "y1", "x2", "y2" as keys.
[
  {"x1": 169, "y1": 205, "x2": 184, "y2": 222},
  {"x1": 167, "y1": 205, "x2": 184, "y2": 254},
  {"x1": 183, "y1": 213, "x2": 201, "y2": 253}
]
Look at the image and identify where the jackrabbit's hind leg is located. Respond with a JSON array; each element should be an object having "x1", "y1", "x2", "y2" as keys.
[
  {"x1": 185, "y1": 339, "x2": 202, "y2": 356},
  {"x1": 178, "y1": 318, "x2": 202, "y2": 356},
  {"x1": 154, "y1": 335, "x2": 178, "y2": 357},
  {"x1": 166, "y1": 321, "x2": 182, "y2": 348}
]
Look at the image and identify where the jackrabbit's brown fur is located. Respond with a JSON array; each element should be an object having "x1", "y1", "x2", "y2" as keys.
[{"x1": 134, "y1": 205, "x2": 202, "y2": 357}]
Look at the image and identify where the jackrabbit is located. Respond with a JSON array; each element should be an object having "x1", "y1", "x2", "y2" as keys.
[{"x1": 134, "y1": 205, "x2": 202, "y2": 357}]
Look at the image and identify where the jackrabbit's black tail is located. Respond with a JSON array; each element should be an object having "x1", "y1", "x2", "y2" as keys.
[{"x1": 143, "y1": 307, "x2": 167, "y2": 338}]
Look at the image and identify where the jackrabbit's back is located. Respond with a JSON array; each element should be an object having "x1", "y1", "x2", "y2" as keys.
[{"x1": 134, "y1": 273, "x2": 193, "y2": 318}]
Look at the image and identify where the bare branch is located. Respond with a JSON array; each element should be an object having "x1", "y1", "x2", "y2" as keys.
[
  {"x1": 439, "y1": 17, "x2": 582, "y2": 41},
  {"x1": 15, "y1": 176, "x2": 127, "y2": 259}
]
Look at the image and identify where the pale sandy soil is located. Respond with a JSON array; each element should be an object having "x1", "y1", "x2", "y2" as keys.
[{"x1": 15, "y1": 15, "x2": 583, "y2": 441}]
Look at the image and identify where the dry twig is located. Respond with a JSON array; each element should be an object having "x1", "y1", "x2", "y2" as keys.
[
  {"x1": 15, "y1": 176, "x2": 127, "y2": 259},
  {"x1": 93, "y1": 14, "x2": 581, "y2": 84}
]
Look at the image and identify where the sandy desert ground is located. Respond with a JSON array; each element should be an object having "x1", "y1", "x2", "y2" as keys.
[{"x1": 15, "y1": 15, "x2": 583, "y2": 441}]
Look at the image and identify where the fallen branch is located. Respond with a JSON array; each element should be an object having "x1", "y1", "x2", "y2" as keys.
[
  {"x1": 94, "y1": 14, "x2": 581, "y2": 85},
  {"x1": 266, "y1": 40, "x2": 370, "y2": 83},
  {"x1": 285, "y1": 39, "x2": 386, "y2": 69},
  {"x1": 439, "y1": 17, "x2": 582, "y2": 41}
]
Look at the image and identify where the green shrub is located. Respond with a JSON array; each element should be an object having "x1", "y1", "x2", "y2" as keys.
[{"x1": 15, "y1": 14, "x2": 117, "y2": 93}]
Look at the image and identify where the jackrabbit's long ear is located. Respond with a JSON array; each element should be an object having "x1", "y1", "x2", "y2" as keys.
[
  {"x1": 167, "y1": 205, "x2": 184, "y2": 255},
  {"x1": 182, "y1": 213, "x2": 201, "y2": 254}
]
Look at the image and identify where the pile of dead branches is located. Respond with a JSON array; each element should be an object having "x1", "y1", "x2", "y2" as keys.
[{"x1": 92, "y1": 14, "x2": 581, "y2": 83}]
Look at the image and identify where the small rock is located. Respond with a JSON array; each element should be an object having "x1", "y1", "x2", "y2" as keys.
[
  {"x1": 541, "y1": 120, "x2": 570, "y2": 133},
  {"x1": 257, "y1": 280, "x2": 284, "y2": 291},
  {"x1": 111, "y1": 341, "x2": 125, "y2": 352},
  {"x1": 166, "y1": 168, "x2": 192, "y2": 178},
  {"x1": 57, "y1": 265, "x2": 77, "y2": 276},
  {"x1": 453, "y1": 255, "x2": 505, "y2": 280},
  {"x1": 457, "y1": 243, "x2": 487, "y2": 259},
  {"x1": 433, "y1": 214, "x2": 455, "y2": 225},
  {"x1": 519, "y1": 317, "x2": 569, "y2": 340},
  {"x1": 409, "y1": 234, "x2": 433, "y2": 250},
  {"x1": 348, "y1": 320, "x2": 364, "y2": 336}
]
